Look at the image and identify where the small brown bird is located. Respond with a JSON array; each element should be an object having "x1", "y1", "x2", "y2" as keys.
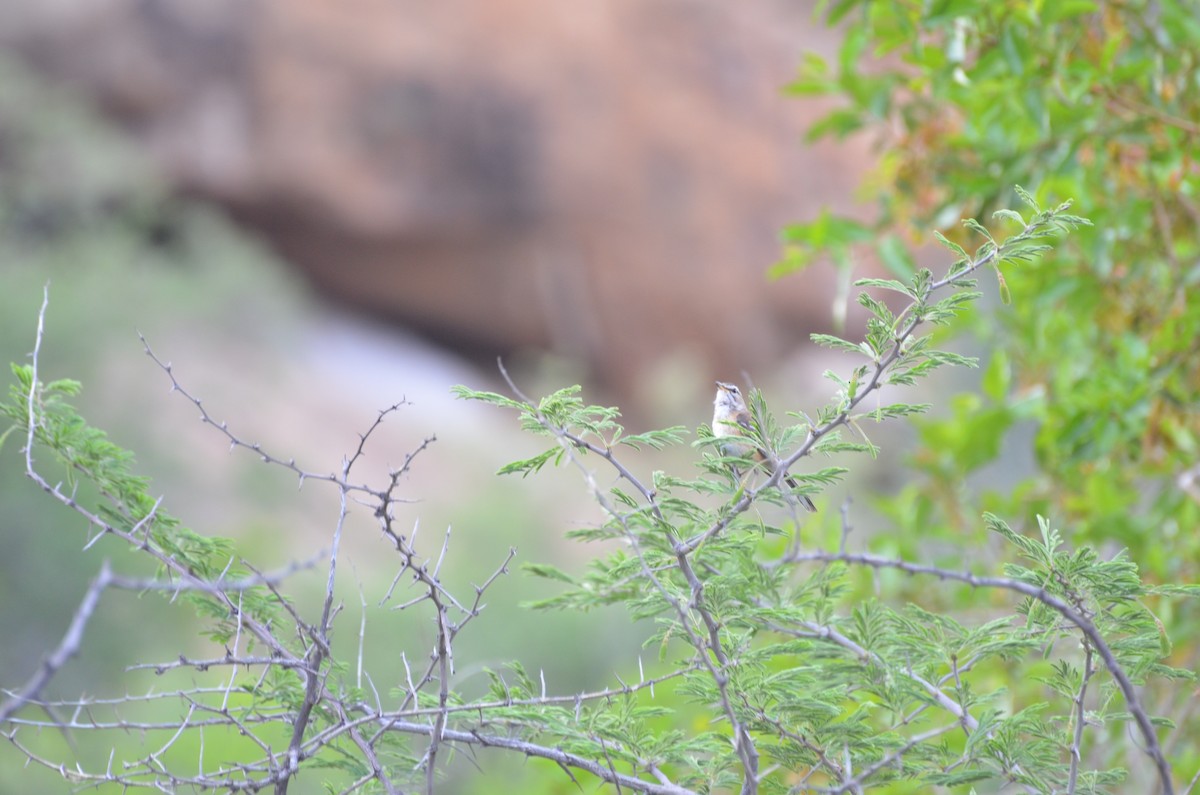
[{"x1": 712, "y1": 381, "x2": 817, "y2": 512}]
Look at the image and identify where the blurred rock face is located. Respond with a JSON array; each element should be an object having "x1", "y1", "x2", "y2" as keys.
[{"x1": 1, "y1": 0, "x2": 868, "y2": 397}]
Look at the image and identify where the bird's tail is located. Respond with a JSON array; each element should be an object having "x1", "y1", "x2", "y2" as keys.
[{"x1": 782, "y1": 474, "x2": 818, "y2": 512}]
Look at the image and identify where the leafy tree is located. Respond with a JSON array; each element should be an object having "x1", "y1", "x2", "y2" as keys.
[
  {"x1": 3, "y1": 1, "x2": 1199, "y2": 793},
  {"x1": 787, "y1": 0, "x2": 1200, "y2": 563},
  {"x1": 784, "y1": 3, "x2": 1200, "y2": 781},
  {"x1": 3, "y1": 195, "x2": 1195, "y2": 793}
]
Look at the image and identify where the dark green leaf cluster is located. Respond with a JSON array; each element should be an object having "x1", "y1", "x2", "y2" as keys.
[
  {"x1": 787, "y1": 9, "x2": 1200, "y2": 779},
  {"x1": 795, "y1": 0, "x2": 1200, "y2": 595}
]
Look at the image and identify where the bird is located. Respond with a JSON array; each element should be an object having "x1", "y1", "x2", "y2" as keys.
[{"x1": 712, "y1": 381, "x2": 817, "y2": 512}]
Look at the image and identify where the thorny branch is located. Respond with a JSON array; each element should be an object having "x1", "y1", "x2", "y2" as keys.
[
  {"x1": 4, "y1": 196, "x2": 1186, "y2": 795},
  {"x1": 467, "y1": 202, "x2": 1182, "y2": 794},
  {"x1": 6, "y1": 291, "x2": 710, "y2": 795},
  {"x1": 497, "y1": 362, "x2": 761, "y2": 794},
  {"x1": 0, "y1": 561, "x2": 111, "y2": 725}
]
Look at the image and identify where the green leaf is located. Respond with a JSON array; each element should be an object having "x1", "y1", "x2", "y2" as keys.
[
  {"x1": 932, "y1": 230, "x2": 969, "y2": 260},
  {"x1": 1013, "y1": 184, "x2": 1041, "y2": 212},
  {"x1": 1152, "y1": 584, "x2": 1200, "y2": 598},
  {"x1": 991, "y1": 208, "x2": 1025, "y2": 226},
  {"x1": 450, "y1": 385, "x2": 527, "y2": 411},
  {"x1": 497, "y1": 447, "x2": 561, "y2": 476},
  {"x1": 618, "y1": 427, "x2": 686, "y2": 450},
  {"x1": 787, "y1": 52, "x2": 834, "y2": 95},
  {"x1": 861, "y1": 402, "x2": 932, "y2": 421},
  {"x1": 853, "y1": 277, "x2": 913, "y2": 296},
  {"x1": 961, "y1": 217, "x2": 994, "y2": 240},
  {"x1": 925, "y1": 350, "x2": 979, "y2": 368},
  {"x1": 981, "y1": 348, "x2": 1011, "y2": 402},
  {"x1": 856, "y1": 292, "x2": 895, "y2": 327},
  {"x1": 44, "y1": 378, "x2": 82, "y2": 396},
  {"x1": 781, "y1": 208, "x2": 873, "y2": 248},
  {"x1": 522, "y1": 563, "x2": 578, "y2": 584},
  {"x1": 804, "y1": 107, "x2": 866, "y2": 141},
  {"x1": 811, "y1": 333, "x2": 871, "y2": 356}
]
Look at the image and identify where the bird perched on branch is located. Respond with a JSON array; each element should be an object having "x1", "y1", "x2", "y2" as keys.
[{"x1": 712, "y1": 381, "x2": 817, "y2": 512}]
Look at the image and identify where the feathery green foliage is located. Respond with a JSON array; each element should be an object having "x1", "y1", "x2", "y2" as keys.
[{"x1": 4, "y1": 0, "x2": 1200, "y2": 789}]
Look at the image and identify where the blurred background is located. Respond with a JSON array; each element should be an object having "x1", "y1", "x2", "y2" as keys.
[
  {"x1": 0, "y1": 0, "x2": 879, "y2": 407},
  {"x1": 0, "y1": 1, "x2": 903, "y2": 792}
]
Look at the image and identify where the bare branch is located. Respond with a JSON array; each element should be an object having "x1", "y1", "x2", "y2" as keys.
[{"x1": 0, "y1": 561, "x2": 112, "y2": 724}]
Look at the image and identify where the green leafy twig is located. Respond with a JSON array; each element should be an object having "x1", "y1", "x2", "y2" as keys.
[{"x1": 683, "y1": 193, "x2": 1089, "y2": 553}]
